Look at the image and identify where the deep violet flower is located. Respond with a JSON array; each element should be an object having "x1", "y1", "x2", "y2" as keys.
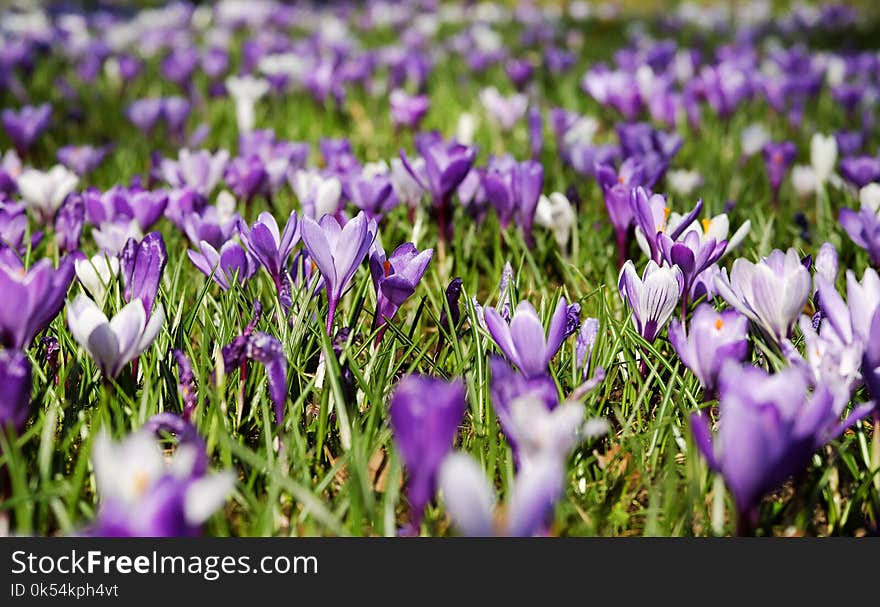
[
  {"x1": 390, "y1": 374, "x2": 467, "y2": 531},
  {"x1": 0, "y1": 254, "x2": 74, "y2": 349},
  {"x1": 368, "y1": 241, "x2": 433, "y2": 340},
  {"x1": 120, "y1": 232, "x2": 167, "y2": 317},
  {"x1": 0, "y1": 349, "x2": 31, "y2": 432}
]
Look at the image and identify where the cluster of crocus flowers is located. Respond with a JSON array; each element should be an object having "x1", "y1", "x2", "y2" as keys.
[
  {"x1": 691, "y1": 363, "x2": 873, "y2": 534},
  {"x1": 439, "y1": 395, "x2": 607, "y2": 537}
]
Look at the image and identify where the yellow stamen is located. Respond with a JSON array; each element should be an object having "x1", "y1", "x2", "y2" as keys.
[
  {"x1": 132, "y1": 471, "x2": 150, "y2": 496},
  {"x1": 701, "y1": 218, "x2": 711, "y2": 233}
]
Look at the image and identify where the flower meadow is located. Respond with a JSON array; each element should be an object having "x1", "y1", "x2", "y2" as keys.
[{"x1": 1, "y1": 1, "x2": 879, "y2": 539}]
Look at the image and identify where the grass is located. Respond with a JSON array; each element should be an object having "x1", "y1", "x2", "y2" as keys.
[{"x1": 1, "y1": 2, "x2": 879, "y2": 537}]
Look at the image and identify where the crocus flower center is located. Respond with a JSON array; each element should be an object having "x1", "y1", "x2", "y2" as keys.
[
  {"x1": 383, "y1": 260, "x2": 392, "y2": 276},
  {"x1": 657, "y1": 207, "x2": 671, "y2": 232},
  {"x1": 773, "y1": 151, "x2": 782, "y2": 164},
  {"x1": 701, "y1": 218, "x2": 711, "y2": 233},
  {"x1": 132, "y1": 471, "x2": 151, "y2": 497},
  {"x1": 617, "y1": 174, "x2": 626, "y2": 184},
  {"x1": 714, "y1": 318, "x2": 724, "y2": 330}
]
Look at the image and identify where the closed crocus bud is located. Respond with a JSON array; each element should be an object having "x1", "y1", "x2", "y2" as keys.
[
  {"x1": 0, "y1": 349, "x2": 31, "y2": 432},
  {"x1": 810, "y1": 133, "x2": 838, "y2": 184},
  {"x1": 54, "y1": 193, "x2": 85, "y2": 254},
  {"x1": 75, "y1": 252, "x2": 120, "y2": 304},
  {"x1": 618, "y1": 260, "x2": 683, "y2": 343},
  {"x1": 455, "y1": 112, "x2": 477, "y2": 145},
  {"x1": 814, "y1": 242, "x2": 839, "y2": 287},
  {"x1": 390, "y1": 374, "x2": 467, "y2": 530}
]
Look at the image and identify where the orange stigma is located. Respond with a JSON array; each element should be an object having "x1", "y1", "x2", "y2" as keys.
[
  {"x1": 383, "y1": 260, "x2": 392, "y2": 276},
  {"x1": 714, "y1": 318, "x2": 724, "y2": 330},
  {"x1": 617, "y1": 175, "x2": 625, "y2": 184}
]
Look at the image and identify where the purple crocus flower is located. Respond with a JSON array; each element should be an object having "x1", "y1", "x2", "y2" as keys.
[
  {"x1": 54, "y1": 193, "x2": 85, "y2": 255},
  {"x1": 159, "y1": 148, "x2": 230, "y2": 197},
  {"x1": 345, "y1": 172, "x2": 395, "y2": 220},
  {"x1": 368, "y1": 241, "x2": 433, "y2": 341},
  {"x1": 0, "y1": 200, "x2": 28, "y2": 253},
  {"x1": 484, "y1": 297, "x2": 569, "y2": 378},
  {"x1": 0, "y1": 349, "x2": 30, "y2": 432},
  {"x1": 390, "y1": 374, "x2": 467, "y2": 530},
  {"x1": 400, "y1": 134, "x2": 475, "y2": 242},
  {"x1": 242, "y1": 210, "x2": 299, "y2": 292},
  {"x1": 839, "y1": 204, "x2": 880, "y2": 267},
  {"x1": 761, "y1": 141, "x2": 797, "y2": 204},
  {"x1": 630, "y1": 187, "x2": 702, "y2": 264},
  {"x1": 691, "y1": 363, "x2": 873, "y2": 533},
  {"x1": 179, "y1": 202, "x2": 241, "y2": 250},
  {"x1": 618, "y1": 260, "x2": 684, "y2": 344},
  {"x1": 0, "y1": 254, "x2": 74, "y2": 349},
  {"x1": 838, "y1": 156, "x2": 880, "y2": 189},
  {"x1": 715, "y1": 248, "x2": 811, "y2": 343},
  {"x1": 245, "y1": 332, "x2": 288, "y2": 426},
  {"x1": 302, "y1": 211, "x2": 377, "y2": 334},
  {"x1": 57, "y1": 144, "x2": 110, "y2": 177},
  {"x1": 505, "y1": 58, "x2": 534, "y2": 91},
  {"x1": 668, "y1": 305, "x2": 748, "y2": 395},
  {"x1": 389, "y1": 89, "x2": 429, "y2": 131},
  {"x1": 84, "y1": 185, "x2": 168, "y2": 232},
  {"x1": 595, "y1": 158, "x2": 644, "y2": 268},
  {"x1": 2, "y1": 103, "x2": 51, "y2": 156},
  {"x1": 126, "y1": 98, "x2": 164, "y2": 134},
  {"x1": 188, "y1": 240, "x2": 254, "y2": 291},
  {"x1": 120, "y1": 232, "x2": 167, "y2": 317},
  {"x1": 527, "y1": 106, "x2": 543, "y2": 160},
  {"x1": 482, "y1": 156, "x2": 544, "y2": 244},
  {"x1": 174, "y1": 349, "x2": 197, "y2": 420},
  {"x1": 0, "y1": 149, "x2": 23, "y2": 195},
  {"x1": 658, "y1": 222, "x2": 727, "y2": 311},
  {"x1": 88, "y1": 428, "x2": 233, "y2": 537},
  {"x1": 488, "y1": 355, "x2": 559, "y2": 465},
  {"x1": 225, "y1": 155, "x2": 268, "y2": 203}
]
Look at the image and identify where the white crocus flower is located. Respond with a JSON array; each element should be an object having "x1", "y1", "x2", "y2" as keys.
[
  {"x1": 67, "y1": 295, "x2": 164, "y2": 377},
  {"x1": 455, "y1": 112, "x2": 477, "y2": 145},
  {"x1": 859, "y1": 183, "x2": 880, "y2": 214},
  {"x1": 740, "y1": 123, "x2": 769, "y2": 157},
  {"x1": 74, "y1": 254, "x2": 120, "y2": 304},
  {"x1": 92, "y1": 219, "x2": 143, "y2": 255},
  {"x1": 225, "y1": 75, "x2": 270, "y2": 134},
  {"x1": 291, "y1": 170, "x2": 342, "y2": 219},
  {"x1": 791, "y1": 164, "x2": 818, "y2": 197},
  {"x1": 535, "y1": 192, "x2": 575, "y2": 249},
  {"x1": 16, "y1": 165, "x2": 79, "y2": 224},
  {"x1": 811, "y1": 133, "x2": 838, "y2": 185},
  {"x1": 666, "y1": 169, "x2": 704, "y2": 196}
]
